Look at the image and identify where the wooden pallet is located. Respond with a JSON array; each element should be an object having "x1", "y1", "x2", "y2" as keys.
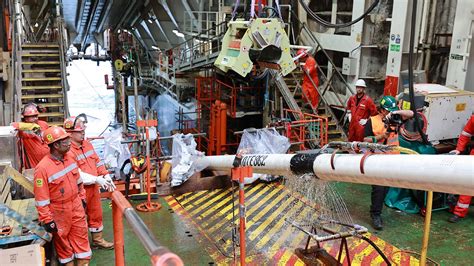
[{"x1": 0, "y1": 165, "x2": 39, "y2": 246}]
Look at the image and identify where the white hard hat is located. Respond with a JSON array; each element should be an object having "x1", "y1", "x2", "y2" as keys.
[{"x1": 355, "y1": 79, "x2": 367, "y2": 88}]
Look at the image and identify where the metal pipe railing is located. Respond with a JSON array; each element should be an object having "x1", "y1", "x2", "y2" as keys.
[{"x1": 111, "y1": 191, "x2": 184, "y2": 266}]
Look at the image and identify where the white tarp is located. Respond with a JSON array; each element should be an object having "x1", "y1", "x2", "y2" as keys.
[
  {"x1": 170, "y1": 133, "x2": 208, "y2": 187},
  {"x1": 237, "y1": 128, "x2": 290, "y2": 183}
]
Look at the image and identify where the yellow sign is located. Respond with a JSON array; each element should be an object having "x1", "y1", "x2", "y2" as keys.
[
  {"x1": 114, "y1": 59, "x2": 124, "y2": 71},
  {"x1": 456, "y1": 103, "x2": 466, "y2": 112},
  {"x1": 402, "y1": 101, "x2": 411, "y2": 110},
  {"x1": 36, "y1": 179, "x2": 43, "y2": 187}
]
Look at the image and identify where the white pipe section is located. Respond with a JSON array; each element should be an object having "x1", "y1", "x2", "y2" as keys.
[
  {"x1": 314, "y1": 154, "x2": 474, "y2": 196},
  {"x1": 198, "y1": 154, "x2": 474, "y2": 196},
  {"x1": 199, "y1": 154, "x2": 294, "y2": 176}
]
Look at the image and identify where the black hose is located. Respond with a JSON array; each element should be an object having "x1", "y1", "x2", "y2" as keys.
[
  {"x1": 262, "y1": 6, "x2": 279, "y2": 18},
  {"x1": 298, "y1": 0, "x2": 381, "y2": 28},
  {"x1": 407, "y1": 0, "x2": 429, "y2": 144},
  {"x1": 358, "y1": 235, "x2": 392, "y2": 265}
]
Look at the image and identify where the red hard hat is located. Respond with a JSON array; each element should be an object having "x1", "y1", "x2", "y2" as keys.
[
  {"x1": 43, "y1": 126, "x2": 70, "y2": 145},
  {"x1": 22, "y1": 104, "x2": 40, "y2": 117},
  {"x1": 64, "y1": 116, "x2": 86, "y2": 132},
  {"x1": 297, "y1": 48, "x2": 308, "y2": 58}
]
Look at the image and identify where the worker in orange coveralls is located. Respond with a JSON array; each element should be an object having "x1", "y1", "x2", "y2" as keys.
[
  {"x1": 64, "y1": 115, "x2": 115, "y2": 249},
  {"x1": 34, "y1": 126, "x2": 91, "y2": 266},
  {"x1": 297, "y1": 48, "x2": 320, "y2": 108},
  {"x1": 448, "y1": 115, "x2": 474, "y2": 223},
  {"x1": 11, "y1": 103, "x2": 49, "y2": 168},
  {"x1": 345, "y1": 79, "x2": 378, "y2": 141}
]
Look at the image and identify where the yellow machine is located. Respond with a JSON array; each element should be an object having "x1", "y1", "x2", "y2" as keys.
[{"x1": 214, "y1": 18, "x2": 296, "y2": 77}]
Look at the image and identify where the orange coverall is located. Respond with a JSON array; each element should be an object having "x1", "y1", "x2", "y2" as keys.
[
  {"x1": 17, "y1": 120, "x2": 49, "y2": 168},
  {"x1": 453, "y1": 115, "x2": 474, "y2": 217},
  {"x1": 34, "y1": 152, "x2": 91, "y2": 264},
  {"x1": 70, "y1": 140, "x2": 108, "y2": 232},
  {"x1": 302, "y1": 55, "x2": 320, "y2": 108}
]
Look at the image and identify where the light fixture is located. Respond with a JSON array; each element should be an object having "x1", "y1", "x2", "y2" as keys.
[
  {"x1": 151, "y1": 45, "x2": 160, "y2": 50},
  {"x1": 172, "y1": 29, "x2": 185, "y2": 38},
  {"x1": 148, "y1": 18, "x2": 153, "y2": 23},
  {"x1": 34, "y1": 22, "x2": 39, "y2": 27},
  {"x1": 118, "y1": 29, "x2": 121, "y2": 33}
]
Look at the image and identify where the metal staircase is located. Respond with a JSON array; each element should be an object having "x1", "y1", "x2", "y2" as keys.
[
  {"x1": 281, "y1": 69, "x2": 345, "y2": 142},
  {"x1": 20, "y1": 42, "x2": 68, "y2": 126}
]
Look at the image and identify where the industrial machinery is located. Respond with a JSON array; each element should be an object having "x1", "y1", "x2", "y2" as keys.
[
  {"x1": 214, "y1": 18, "x2": 296, "y2": 77},
  {"x1": 400, "y1": 84, "x2": 474, "y2": 142}
]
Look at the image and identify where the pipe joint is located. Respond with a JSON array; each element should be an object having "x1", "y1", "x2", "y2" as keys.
[{"x1": 151, "y1": 247, "x2": 184, "y2": 266}]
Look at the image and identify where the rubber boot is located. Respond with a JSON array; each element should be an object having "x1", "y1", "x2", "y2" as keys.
[
  {"x1": 75, "y1": 259, "x2": 90, "y2": 266},
  {"x1": 91, "y1": 232, "x2": 114, "y2": 249}
]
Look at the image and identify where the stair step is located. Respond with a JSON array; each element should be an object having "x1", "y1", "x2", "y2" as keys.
[
  {"x1": 328, "y1": 130, "x2": 343, "y2": 135},
  {"x1": 22, "y1": 69, "x2": 61, "y2": 73},
  {"x1": 21, "y1": 94, "x2": 63, "y2": 99},
  {"x1": 47, "y1": 121, "x2": 65, "y2": 126},
  {"x1": 22, "y1": 49, "x2": 60, "y2": 53},
  {"x1": 22, "y1": 53, "x2": 60, "y2": 57},
  {"x1": 22, "y1": 61, "x2": 60, "y2": 65},
  {"x1": 22, "y1": 85, "x2": 63, "y2": 90},
  {"x1": 23, "y1": 77, "x2": 62, "y2": 82},
  {"x1": 319, "y1": 114, "x2": 332, "y2": 119},
  {"x1": 328, "y1": 137, "x2": 346, "y2": 142},
  {"x1": 39, "y1": 103, "x2": 64, "y2": 108},
  {"x1": 22, "y1": 44, "x2": 59, "y2": 48},
  {"x1": 38, "y1": 112, "x2": 64, "y2": 118}
]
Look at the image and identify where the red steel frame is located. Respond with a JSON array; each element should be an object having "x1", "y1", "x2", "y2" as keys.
[
  {"x1": 215, "y1": 79, "x2": 264, "y2": 119},
  {"x1": 284, "y1": 109, "x2": 329, "y2": 149}
]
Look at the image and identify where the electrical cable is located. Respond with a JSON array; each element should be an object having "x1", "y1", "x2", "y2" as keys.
[
  {"x1": 399, "y1": 112, "x2": 428, "y2": 142},
  {"x1": 355, "y1": 235, "x2": 392, "y2": 265},
  {"x1": 407, "y1": 0, "x2": 429, "y2": 144},
  {"x1": 274, "y1": 0, "x2": 283, "y2": 20},
  {"x1": 231, "y1": 0, "x2": 241, "y2": 20},
  {"x1": 390, "y1": 250, "x2": 440, "y2": 266},
  {"x1": 261, "y1": 6, "x2": 278, "y2": 18},
  {"x1": 298, "y1": 0, "x2": 381, "y2": 28}
]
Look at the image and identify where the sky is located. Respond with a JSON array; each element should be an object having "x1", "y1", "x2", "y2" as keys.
[{"x1": 66, "y1": 59, "x2": 115, "y2": 138}]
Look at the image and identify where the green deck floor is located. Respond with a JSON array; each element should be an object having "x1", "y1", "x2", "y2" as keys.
[
  {"x1": 90, "y1": 198, "x2": 214, "y2": 265},
  {"x1": 91, "y1": 183, "x2": 474, "y2": 265},
  {"x1": 334, "y1": 182, "x2": 474, "y2": 265}
]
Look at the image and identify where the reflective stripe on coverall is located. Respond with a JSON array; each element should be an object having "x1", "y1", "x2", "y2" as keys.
[
  {"x1": 453, "y1": 115, "x2": 474, "y2": 217},
  {"x1": 70, "y1": 140, "x2": 108, "y2": 232},
  {"x1": 302, "y1": 55, "x2": 320, "y2": 108},
  {"x1": 347, "y1": 95, "x2": 377, "y2": 141},
  {"x1": 34, "y1": 152, "x2": 91, "y2": 263},
  {"x1": 19, "y1": 120, "x2": 49, "y2": 168}
]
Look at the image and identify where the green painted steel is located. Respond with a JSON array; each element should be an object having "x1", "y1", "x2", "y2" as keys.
[{"x1": 90, "y1": 198, "x2": 214, "y2": 265}]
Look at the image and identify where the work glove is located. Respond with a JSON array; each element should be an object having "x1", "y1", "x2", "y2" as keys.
[
  {"x1": 43, "y1": 221, "x2": 58, "y2": 233},
  {"x1": 79, "y1": 169, "x2": 98, "y2": 185},
  {"x1": 359, "y1": 119, "x2": 368, "y2": 126},
  {"x1": 448, "y1": 150, "x2": 460, "y2": 155},
  {"x1": 95, "y1": 175, "x2": 112, "y2": 191},
  {"x1": 11, "y1": 122, "x2": 41, "y2": 132},
  {"x1": 345, "y1": 112, "x2": 352, "y2": 123},
  {"x1": 103, "y1": 174, "x2": 116, "y2": 191}
]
